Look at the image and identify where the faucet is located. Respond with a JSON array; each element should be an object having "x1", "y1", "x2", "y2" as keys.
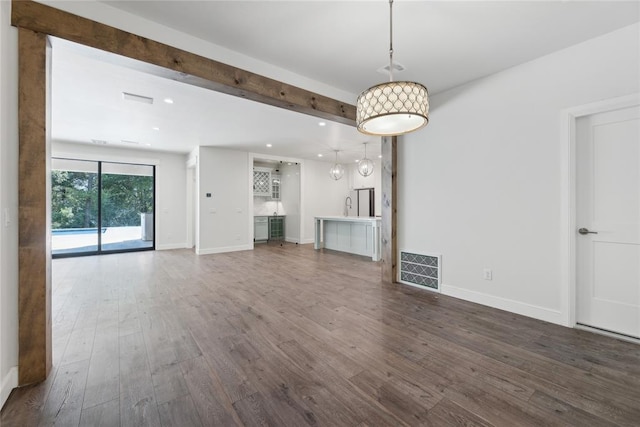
[{"x1": 344, "y1": 196, "x2": 352, "y2": 216}]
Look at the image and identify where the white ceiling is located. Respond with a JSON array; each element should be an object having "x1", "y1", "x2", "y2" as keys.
[
  {"x1": 51, "y1": 1, "x2": 640, "y2": 161},
  {"x1": 51, "y1": 39, "x2": 379, "y2": 162}
]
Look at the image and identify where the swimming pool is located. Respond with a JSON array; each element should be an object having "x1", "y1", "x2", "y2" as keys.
[{"x1": 52, "y1": 227, "x2": 107, "y2": 235}]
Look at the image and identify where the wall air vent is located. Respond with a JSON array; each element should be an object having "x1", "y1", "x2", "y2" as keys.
[
  {"x1": 121, "y1": 140, "x2": 140, "y2": 145},
  {"x1": 399, "y1": 251, "x2": 441, "y2": 292},
  {"x1": 122, "y1": 92, "x2": 154, "y2": 104},
  {"x1": 91, "y1": 139, "x2": 108, "y2": 145}
]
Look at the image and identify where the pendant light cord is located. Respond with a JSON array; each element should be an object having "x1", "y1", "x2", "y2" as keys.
[{"x1": 389, "y1": 0, "x2": 394, "y2": 82}]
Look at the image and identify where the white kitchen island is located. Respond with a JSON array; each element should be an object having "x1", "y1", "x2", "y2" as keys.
[{"x1": 314, "y1": 216, "x2": 381, "y2": 261}]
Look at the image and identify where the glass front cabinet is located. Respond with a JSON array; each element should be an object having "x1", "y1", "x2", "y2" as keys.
[{"x1": 271, "y1": 174, "x2": 281, "y2": 200}]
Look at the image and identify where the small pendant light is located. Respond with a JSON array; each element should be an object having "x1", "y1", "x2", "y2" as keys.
[
  {"x1": 329, "y1": 150, "x2": 345, "y2": 180},
  {"x1": 357, "y1": 142, "x2": 374, "y2": 177}
]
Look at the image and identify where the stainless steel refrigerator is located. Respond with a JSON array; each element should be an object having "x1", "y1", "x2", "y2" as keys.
[{"x1": 347, "y1": 188, "x2": 375, "y2": 217}]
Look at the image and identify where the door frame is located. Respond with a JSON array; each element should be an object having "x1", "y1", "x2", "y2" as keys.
[{"x1": 560, "y1": 92, "x2": 640, "y2": 328}]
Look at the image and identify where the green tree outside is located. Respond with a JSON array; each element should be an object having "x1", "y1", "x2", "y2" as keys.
[{"x1": 51, "y1": 170, "x2": 153, "y2": 230}]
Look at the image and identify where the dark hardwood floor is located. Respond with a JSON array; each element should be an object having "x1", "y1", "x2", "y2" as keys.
[{"x1": 2, "y1": 243, "x2": 639, "y2": 426}]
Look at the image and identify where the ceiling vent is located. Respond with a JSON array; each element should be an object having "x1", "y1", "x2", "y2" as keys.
[
  {"x1": 91, "y1": 139, "x2": 108, "y2": 145},
  {"x1": 377, "y1": 62, "x2": 406, "y2": 75},
  {"x1": 121, "y1": 140, "x2": 140, "y2": 145},
  {"x1": 122, "y1": 92, "x2": 154, "y2": 104}
]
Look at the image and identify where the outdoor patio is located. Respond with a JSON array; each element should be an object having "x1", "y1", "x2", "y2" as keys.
[{"x1": 52, "y1": 226, "x2": 153, "y2": 254}]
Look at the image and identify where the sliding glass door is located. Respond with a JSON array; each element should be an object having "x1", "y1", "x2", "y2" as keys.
[
  {"x1": 52, "y1": 158, "x2": 155, "y2": 257},
  {"x1": 100, "y1": 162, "x2": 155, "y2": 252},
  {"x1": 51, "y1": 159, "x2": 99, "y2": 255}
]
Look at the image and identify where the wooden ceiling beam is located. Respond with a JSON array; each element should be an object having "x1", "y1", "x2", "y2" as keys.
[{"x1": 11, "y1": 0, "x2": 356, "y2": 126}]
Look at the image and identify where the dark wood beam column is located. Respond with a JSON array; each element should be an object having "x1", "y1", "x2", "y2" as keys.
[
  {"x1": 381, "y1": 136, "x2": 397, "y2": 283},
  {"x1": 18, "y1": 27, "x2": 52, "y2": 385},
  {"x1": 11, "y1": 0, "x2": 356, "y2": 126}
]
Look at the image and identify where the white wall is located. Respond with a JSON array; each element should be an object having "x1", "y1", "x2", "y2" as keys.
[
  {"x1": 53, "y1": 142, "x2": 188, "y2": 250},
  {"x1": 399, "y1": 23, "x2": 640, "y2": 325},
  {"x1": 196, "y1": 147, "x2": 251, "y2": 254},
  {"x1": 347, "y1": 161, "x2": 382, "y2": 217},
  {"x1": 0, "y1": 0, "x2": 19, "y2": 408},
  {"x1": 253, "y1": 198, "x2": 284, "y2": 216},
  {"x1": 301, "y1": 159, "x2": 350, "y2": 243}
]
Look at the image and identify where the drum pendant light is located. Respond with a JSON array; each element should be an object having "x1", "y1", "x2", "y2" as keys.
[{"x1": 356, "y1": 0, "x2": 429, "y2": 136}]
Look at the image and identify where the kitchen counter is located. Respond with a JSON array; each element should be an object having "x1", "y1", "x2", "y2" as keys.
[{"x1": 314, "y1": 216, "x2": 381, "y2": 261}]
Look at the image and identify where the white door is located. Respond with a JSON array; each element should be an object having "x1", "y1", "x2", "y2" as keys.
[{"x1": 576, "y1": 105, "x2": 640, "y2": 338}]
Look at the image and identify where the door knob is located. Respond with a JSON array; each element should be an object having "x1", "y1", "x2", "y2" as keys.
[{"x1": 578, "y1": 228, "x2": 598, "y2": 235}]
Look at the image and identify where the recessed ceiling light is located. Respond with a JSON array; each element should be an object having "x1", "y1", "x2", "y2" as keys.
[
  {"x1": 152, "y1": 127, "x2": 160, "y2": 131},
  {"x1": 355, "y1": 160, "x2": 360, "y2": 163},
  {"x1": 318, "y1": 122, "x2": 326, "y2": 127},
  {"x1": 317, "y1": 154, "x2": 323, "y2": 157},
  {"x1": 145, "y1": 143, "x2": 151, "y2": 146},
  {"x1": 266, "y1": 144, "x2": 273, "y2": 148},
  {"x1": 164, "y1": 98, "x2": 174, "y2": 104},
  {"x1": 287, "y1": 162, "x2": 292, "y2": 166},
  {"x1": 378, "y1": 155, "x2": 382, "y2": 158}
]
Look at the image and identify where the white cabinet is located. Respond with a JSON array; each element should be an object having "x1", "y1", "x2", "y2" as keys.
[
  {"x1": 254, "y1": 216, "x2": 268, "y2": 241},
  {"x1": 271, "y1": 174, "x2": 281, "y2": 200},
  {"x1": 314, "y1": 216, "x2": 381, "y2": 261},
  {"x1": 253, "y1": 167, "x2": 271, "y2": 197}
]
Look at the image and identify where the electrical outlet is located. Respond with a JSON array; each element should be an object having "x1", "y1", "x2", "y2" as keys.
[{"x1": 483, "y1": 268, "x2": 493, "y2": 281}]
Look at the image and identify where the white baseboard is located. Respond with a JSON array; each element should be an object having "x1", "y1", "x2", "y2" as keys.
[
  {"x1": 196, "y1": 244, "x2": 252, "y2": 255},
  {"x1": 0, "y1": 367, "x2": 17, "y2": 410},
  {"x1": 300, "y1": 238, "x2": 315, "y2": 245},
  {"x1": 284, "y1": 237, "x2": 300, "y2": 244},
  {"x1": 441, "y1": 284, "x2": 564, "y2": 326},
  {"x1": 156, "y1": 243, "x2": 188, "y2": 250}
]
